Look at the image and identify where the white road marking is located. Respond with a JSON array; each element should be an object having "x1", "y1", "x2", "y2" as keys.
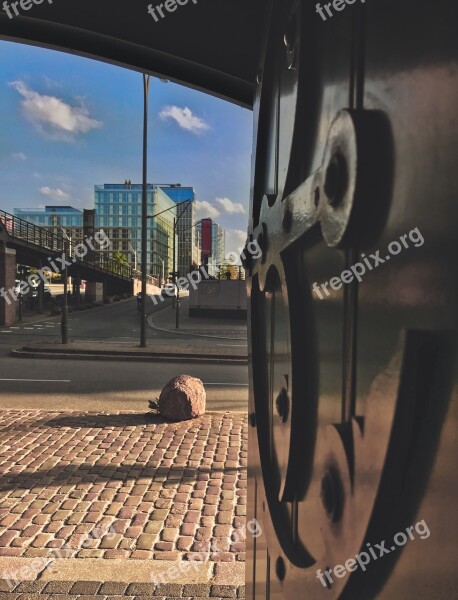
[
  {"x1": 24, "y1": 327, "x2": 35, "y2": 330},
  {"x1": 0, "y1": 331, "x2": 12, "y2": 334},
  {"x1": 204, "y1": 383, "x2": 249, "y2": 386},
  {"x1": 10, "y1": 327, "x2": 20, "y2": 329},
  {"x1": 0, "y1": 378, "x2": 71, "y2": 382}
]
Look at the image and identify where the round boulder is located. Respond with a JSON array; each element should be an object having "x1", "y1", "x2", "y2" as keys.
[{"x1": 159, "y1": 375, "x2": 206, "y2": 421}]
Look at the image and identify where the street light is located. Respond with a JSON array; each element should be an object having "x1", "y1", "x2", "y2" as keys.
[
  {"x1": 140, "y1": 73, "x2": 150, "y2": 348},
  {"x1": 128, "y1": 243, "x2": 138, "y2": 270},
  {"x1": 160, "y1": 258, "x2": 165, "y2": 286}
]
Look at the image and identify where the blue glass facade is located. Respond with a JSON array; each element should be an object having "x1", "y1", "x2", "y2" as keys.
[
  {"x1": 160, "y1": 186, "x2": 197, "y2": 275},
  {"x1": 94, "y1": 184, "x2": 176, "y2": 277}
]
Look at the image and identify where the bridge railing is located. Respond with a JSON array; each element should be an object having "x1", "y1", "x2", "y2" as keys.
[{"x1": 0, "y1": 209, "x2": 137, "y2": 282}]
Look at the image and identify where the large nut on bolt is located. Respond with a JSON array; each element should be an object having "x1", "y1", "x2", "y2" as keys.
[{"x1": 319, "y1": 110, "x2": 359, "y2": 248}]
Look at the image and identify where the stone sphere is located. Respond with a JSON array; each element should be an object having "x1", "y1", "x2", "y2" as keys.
[{"x1": 158, "y1": 375, "x2": 206, "y2": 421}]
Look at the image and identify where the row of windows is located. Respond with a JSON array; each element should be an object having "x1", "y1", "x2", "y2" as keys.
[
  {"x1": 95, "y1": 193, "x2": 140, "y2": 203},
  {"x1": 96, "y1": 205, "x2": 139, "y2": 216}
]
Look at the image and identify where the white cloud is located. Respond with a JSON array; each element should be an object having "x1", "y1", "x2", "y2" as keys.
[
  {"x1": 11, "y1": 152, "x2": 26, "y2": 161},
  {"x1": 225, "y1": 229, "x2": 248, "y2": 260},
  {"x1": 159, "y1": 105, "x2": 209, "y2": 134},
  {"x1": 9, "y1": 80, "x2": 102, "y2": 140},
  {"x1": 215, "y1": 197, "x2": 245, "y2": 215},
  {"x1": 195, "y1": 200, "x2": 220, "y2": 220},
  {"x1": 39, "y1": 186, "x2": 70, "y2": 201}
]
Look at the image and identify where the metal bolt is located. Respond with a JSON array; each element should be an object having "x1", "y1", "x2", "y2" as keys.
[
  {"x1": 324, "y1": 152, "x2": 348, "y2": 207},
  {"x1": 275, "y1": 388, "x2": 289, "y2": 423},
  {"x1": 276, "y1": 556, "x2": 286, "y2": 582},
  {"x1": 249, "y1": 412, "x2": 256, "y2": 428},
  {"x1": 320, "y1": 467, "x2": 344, "y2": 523}
]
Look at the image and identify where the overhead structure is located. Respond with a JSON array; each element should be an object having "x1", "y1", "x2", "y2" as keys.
[{"x1": 1, "y1": 1, "x2": 458, "y2": 598}]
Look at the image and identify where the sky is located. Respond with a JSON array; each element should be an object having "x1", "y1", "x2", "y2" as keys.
[{"x1": 0, "y1": 40, "x2": 253, "y2": 255}]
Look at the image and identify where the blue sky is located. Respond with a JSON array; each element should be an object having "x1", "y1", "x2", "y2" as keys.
[{"x1": 0, "y1": 40, "x2": 253, "y2": 254}]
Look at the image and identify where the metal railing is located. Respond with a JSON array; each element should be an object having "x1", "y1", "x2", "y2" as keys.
[{"x1": 0, "y1": 209, "x2": 139, "y2": 282}]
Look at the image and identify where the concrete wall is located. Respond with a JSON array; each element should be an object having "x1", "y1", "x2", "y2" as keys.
[
  {"x1": 85, "y1": 281, "x2": 104, "y2": 303},
  {"x1": 0, "y1": 246, "x2": 17, "y2": 326},
  {"x1": 132, "y1": 279, "x2": 161, "y2": 296},
  {"x1": 189, "y1": 279, "x2": 247, "y2": 319}
]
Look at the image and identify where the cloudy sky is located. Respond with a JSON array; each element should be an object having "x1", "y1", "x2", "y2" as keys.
[{"x1": 0, "y1": 40, "x2": 253, "y2": 255}]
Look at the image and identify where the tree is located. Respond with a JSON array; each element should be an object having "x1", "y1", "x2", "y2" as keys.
[
  {"x1": 112, "y1": 251, "x2": 129, "y2": 266},
  {"x1": 219, "y1": 260, "x2": 239, "y2": 280}
]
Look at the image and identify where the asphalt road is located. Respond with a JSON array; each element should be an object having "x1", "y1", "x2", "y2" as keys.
[{"x1": 0, "y1": 299, "x2": 249, "y2": 412}]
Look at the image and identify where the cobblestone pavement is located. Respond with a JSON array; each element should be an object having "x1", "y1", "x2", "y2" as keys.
[
  {"x1": 0, "y1": 411, "x2": 247, "y2": 563},
  {"x1": 0, "y1": 579, "x2": 245, "y2": 599}
]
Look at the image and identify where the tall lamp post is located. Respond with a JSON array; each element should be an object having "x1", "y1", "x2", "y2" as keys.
[
  {"x1": 61, "y1": 239, "x2": 69, "y2": 344},
  {"x1": 139, "y1": 74, "x2": 153, "y2": 348}
]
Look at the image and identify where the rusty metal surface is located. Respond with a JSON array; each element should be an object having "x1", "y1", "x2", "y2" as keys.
[{"x1": 247, "y1": 0, "x2": 458, "y2": 598}]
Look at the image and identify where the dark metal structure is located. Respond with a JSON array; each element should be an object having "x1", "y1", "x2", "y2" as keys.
[{"x1": 1, "y1": 1, "x2": 457, "y2": 597}]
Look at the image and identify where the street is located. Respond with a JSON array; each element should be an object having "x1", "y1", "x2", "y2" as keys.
[{"x1": 0, "y1": 298, "x2": 248, "y2": 412}]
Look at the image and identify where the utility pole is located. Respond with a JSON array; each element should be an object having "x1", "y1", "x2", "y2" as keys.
[
  {"x1": 140, "y1": 73, "x2": 150, "y2": 348},
  {"x1": 61, "y1": 240, "x2": 69, "y2": 344}
]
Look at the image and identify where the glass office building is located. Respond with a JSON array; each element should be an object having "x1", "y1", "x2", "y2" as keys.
[
  {"x1": 94, "y1": 183, "x2": 176, "y2": 279},
  {"x1": 160, "y1": 186, "x2": 198, "y2": 276},
  {"x1": 13, "y1": 206, "x2": 84, "y2": 242}
]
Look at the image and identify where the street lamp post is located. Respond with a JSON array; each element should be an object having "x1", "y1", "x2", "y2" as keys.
[
  {"x1": 140, "y1": 73, "x2": 150, "y2": 348},
  {"x1": 61, "y1": 239, "x2": 69, "y2": 344},
  {"x1": 160, "y1": 258, "x2": 165, "y2": 286},
  {"x1": 128, "y1": 243, "x2": 138, "y2": 270}
]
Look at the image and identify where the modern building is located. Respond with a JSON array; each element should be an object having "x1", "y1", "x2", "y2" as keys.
[
  {"x1": 160, "y1": 186, "x2": 198, "y2": 276},
  {"x1": 94, "y1": 183, "x2": 176, "y2": 280},
  {"x1": 13, "y1": 206, "x2": 84, "y2": 243},
  {"x1": 195, "y1": 221, "x2": 226, "y2": 276}
]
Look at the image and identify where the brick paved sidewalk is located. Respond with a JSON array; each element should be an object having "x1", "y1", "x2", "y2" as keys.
[
  {"x1": 0, "y1": 579, "x2": 245, "y2": 599},
  {"x1": 0, "y1": 411, "x2": 247, "y2": 564}
]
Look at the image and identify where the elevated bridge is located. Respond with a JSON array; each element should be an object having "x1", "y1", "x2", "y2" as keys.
[{"x1": 0, "y1": 209, "x2": 153, "y2": 324}]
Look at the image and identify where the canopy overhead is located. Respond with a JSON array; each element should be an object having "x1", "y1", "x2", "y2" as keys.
[{"x1": 0, "y1": 0, "x2": 269, "y2": 108}]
